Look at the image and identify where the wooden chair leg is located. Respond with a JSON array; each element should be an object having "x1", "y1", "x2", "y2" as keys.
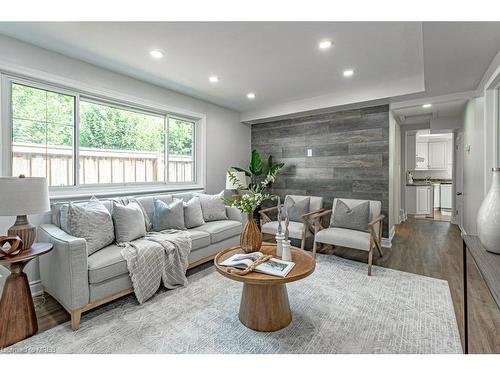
[
  {"x1": 367, "y1": 247, "x2": 373, "y2": 276},
  {"x1": 300, "y1": 232, "x2": 306, "y2": 250},
  {"x1": 375, "y1": 239, "x2": 384, "y2": 257},
  {"x1": 71, "y1": 310, "x2": 82, "y2": 331},
  {"x1": 312, "y1": 240, "x2": 318, "y2": 258}
]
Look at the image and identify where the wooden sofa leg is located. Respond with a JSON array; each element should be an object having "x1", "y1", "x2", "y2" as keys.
[{"x1": 71, "y1": 310, "x2": 82, "y2": 331}]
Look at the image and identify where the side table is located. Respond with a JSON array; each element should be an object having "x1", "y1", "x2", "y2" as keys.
[{"x1": 0, "y1": 243, "x2": 53, "y2": 348}]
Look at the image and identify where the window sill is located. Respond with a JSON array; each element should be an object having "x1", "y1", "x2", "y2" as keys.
[{"x1": 49, "y1": 184, "x2": 205, "y2": 202}]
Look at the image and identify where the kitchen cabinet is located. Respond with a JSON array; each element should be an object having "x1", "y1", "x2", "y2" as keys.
[
  {"x1": 440, "y1": 184, "x2": 452, "y2": 209},
  {"x1": 415, "y1": 142, "x2": 428, "y2": 170},
  {"x1": 428, "y1": 141, "x2": 447, "y2": 169},
  {"x1": 416, "y1": 186, "x2": 432, "y2": 215},
  {"x1": 433, "y1": 183, "x2": 441, "y2": 208}
]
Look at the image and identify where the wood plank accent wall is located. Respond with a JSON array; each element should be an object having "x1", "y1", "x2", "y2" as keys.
[{"x1": 251, "y1": 105, "x2": 390, "y2": 237}]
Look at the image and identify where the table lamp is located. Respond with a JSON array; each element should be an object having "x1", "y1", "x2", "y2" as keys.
[{"x1": 0, "y1": 175, "x2": 50, "y2": 250}]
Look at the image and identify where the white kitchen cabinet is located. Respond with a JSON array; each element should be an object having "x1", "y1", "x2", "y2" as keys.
[
  {"x1": 433, "y1": 183, "x2": 441, "y2": 208},
  {"x1": 415, "y1": 141, "x2": 428, "y2": 170},
  {"x1": 416, "y1": 186, "x2": 432, "y2": 215},
  {"x1": 440, "y1": 184, "x2": 452, "y2": 209},
  {"x1": 428, "y1": 141, "x2": 447, "y2": 169}
]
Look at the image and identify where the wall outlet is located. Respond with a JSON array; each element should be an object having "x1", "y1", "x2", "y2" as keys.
[{"x1": 307, "y1": 149, "x2": 313, "y2": 157}]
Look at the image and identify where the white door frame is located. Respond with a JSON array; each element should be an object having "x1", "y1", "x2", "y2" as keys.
[{"x1": 454, "y1": 132, "x2": 464, "y2": 231}]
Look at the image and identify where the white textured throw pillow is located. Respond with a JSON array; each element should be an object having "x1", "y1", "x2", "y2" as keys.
[
  {"x1": 183, "y1": 196, "x2": 206, "y2": 228},
  {"x1": 65, "y1": 197, "x2": 115, "y2": 255},
  {"x1": 196, "y1": 191, "x2": 228, "y2": 222},
  {"x1": 112, "y1": 201, "x2": 147, "y2": 243}
]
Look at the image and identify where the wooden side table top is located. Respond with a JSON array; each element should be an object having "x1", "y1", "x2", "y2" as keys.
[
  {"x1": 0, "y1": 243, "x2": 53, "y2": 266},
  {"x1": 214, "y1": 242, "x2": 315, "y2": 285}
]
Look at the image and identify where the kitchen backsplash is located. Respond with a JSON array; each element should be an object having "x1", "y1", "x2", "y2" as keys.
[{"x1": 410, "y1": 169, "x2": 452, "y2": 180}]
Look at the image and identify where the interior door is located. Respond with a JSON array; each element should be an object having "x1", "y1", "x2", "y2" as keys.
[{"x1": 455, "y1": 134, "x2": 464, "y2": 229}]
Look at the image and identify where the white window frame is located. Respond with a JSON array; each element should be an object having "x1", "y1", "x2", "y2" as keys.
[{"x1": 1, "y1": 73, "x2": 206, "y2": 199}]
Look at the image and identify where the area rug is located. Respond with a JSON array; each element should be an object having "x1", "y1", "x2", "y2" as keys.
[{"x1": 2, "y1": 254, "x2": 462, "y2": 354}]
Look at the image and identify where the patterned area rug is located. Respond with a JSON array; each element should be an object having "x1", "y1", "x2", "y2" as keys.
[{"x1": 3, "y1": 254, "x2": 462, "y2": 354}]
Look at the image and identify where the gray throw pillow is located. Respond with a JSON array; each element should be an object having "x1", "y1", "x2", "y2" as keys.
[
  {"x1": 196, "y1": 191, "x2": 228, "y2": 222},
  {"x1": 112, "y1": 201, "x2": 147, "y2": 243},
  {"x1": 183, "y1": 196, "x2": 205, "y2": 228},
  {"x1": 153, "y1": 198, "x2": 186, "y2": 231},
  {"x1": 65, "y1": 197, "x2": 115, "y2": 255},
  {"x1": 283, "y1": 196, "x2": 310, "y2": 222},
  {"x1": 330, "y1": 200, "x2": 370, "y2": 232}
]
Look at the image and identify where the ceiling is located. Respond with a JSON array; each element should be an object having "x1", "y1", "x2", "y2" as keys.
[
  {"x1": 392, "y1": 99, "x2": 468, "y2": 126},
  {"x1": 0, "y1": 22, "x2": 499, "y2": 121}
]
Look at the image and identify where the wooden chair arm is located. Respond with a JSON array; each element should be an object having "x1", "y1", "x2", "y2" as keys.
[
  {"x1": 310, "y1": 209, "x2": 332, "y2": 234},
  {"x1": 301, "y1": 208, "x2": 325, "y2": 220},
  {"x1": 301, "y1": 208, "x2": 326, "y2": 233},
  {"x1": 258, "y1": 205, "x2": 280, "y2": 214},
  {"x1": 368, "y1": 214, "x2": 385, "y2": 228},
  {"x1": 259, "y1": 205, "x2": 282, "y2": 225}
]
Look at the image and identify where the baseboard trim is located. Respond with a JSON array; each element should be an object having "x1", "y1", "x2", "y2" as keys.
[
  {"x1": 382, "y1": 227, "x2": 395, "y2": 249},
  {"x1": 29, "y1": 279, "x2": 44, "y2": 297}
]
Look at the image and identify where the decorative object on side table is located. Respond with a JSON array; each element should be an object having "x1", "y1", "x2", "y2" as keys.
[
  {"x1": 224, "y1": 170, "x2": 279, "y2": 253},
  {"x1": 0, "y1": 176, "x2": 50, "y2": 250},
  {"x1": 275, "y1": 196, "x2": 285, "y2": 256},
  {"x1": 477, "y1": 167, "x2": 500, "y2": 254},
  {"x1": 0, "y1": 243, "x2": 53, "y2": 348},
  {"x1": 281, "y1": 217, "x2": 292, "y2": 261},
  {"x1": 0, "y1": 236, "x2": 24, "y2": 257}
]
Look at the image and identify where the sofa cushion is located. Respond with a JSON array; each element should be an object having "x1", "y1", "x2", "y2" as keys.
[
  {"x1": 63, "y1": 197, "x2": 115, "y2": 255},
  {"x1": 153, "y1": 198, "x2": 186, "y2": 231},
  {"x1": 195, "y1": 191, "x2": 228, "y2": 222},
  {"x1": 184, "y1": 197, "x2": 206, "y2": 228},
  {"x1": 186, "y1": 229, "x2": 211, "y2": 250},
  {"x1": 261, "y1": 220, "x2": 311, "y2": 239},
  {"x1": 134, "y1": 194, "x2": 173, "y2": 224},
  {"x1": 87, "y1": 244, "x2": 128, "y2": 284},
  {"x1": 112, "y1": 201, "x2": 147, "y2": 243},
  {"x1": 195, "y1": 220, "x2": 242, "y2": 243},
  {"x1": 315, "y1": 227, "x2": 371, "y2": 251}
]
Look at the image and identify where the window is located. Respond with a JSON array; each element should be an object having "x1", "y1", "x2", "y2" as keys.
[
  {"x1": 11, "y1": 83, "x2": 75, "y2": 186},
  {"x1": 79, "y1": 100, "x2": 165, "y2": 185},
  {"x1": 167, "y1": 117, "x2": 195, "y2": 183},
  {"x1": 7, "y1": 78, "x2": 200, "y2": 190}
]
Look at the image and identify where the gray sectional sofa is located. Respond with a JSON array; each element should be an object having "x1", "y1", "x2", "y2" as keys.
[{"x1": 38, "y1": 192, "x2": 244, "y2": 331}]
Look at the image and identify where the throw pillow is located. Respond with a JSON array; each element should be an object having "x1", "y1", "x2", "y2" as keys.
[
  {"x1": 183, "y1": 196, "x2": 206, "y2": 228},
  {"x1": 196, "y1": 191, "x2": 228, "y2": 222},
  {"x1": 65, "y1": 197, "x2": 115, "y2": 255},
  {"x1": 283, "y1": 196, "x2": 310, "y2": 222},
  {"x1": 153, "y1": 198, "x2": 186, "y2": 231},
  {"x1": 112, "y1": 201, "x2": 147, "y2": 243},
  {"x1": 330, "y1": 199, "x2": 370, "y2": 232}
]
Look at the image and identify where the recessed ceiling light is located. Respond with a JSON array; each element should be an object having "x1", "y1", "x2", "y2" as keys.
[
  {"x1": 149, "y1": 49, "x2": 164, "y2": 59},
  {"x1": 422, "y1": 103, "x2": 432, "y2": 108},
  {"x1": 247, "y1": 92, "x2": 256, "y2": 100},
  {"x1": 318, "y1": 40, "x2": 332, "y2": 50},
  {"x1": 208, "y1": 76, "x2": 219, "y2": 83},
  {"x1": 343, "y1": 69, "x2": 354, "y2": 77}
]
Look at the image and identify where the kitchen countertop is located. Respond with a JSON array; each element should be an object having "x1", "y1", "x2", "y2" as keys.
[{"x1": 406, "y1": 179, "x2": 452, "y2": 186}]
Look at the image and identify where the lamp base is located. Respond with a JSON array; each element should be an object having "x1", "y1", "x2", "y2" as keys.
[{"x1": 7, "y1": 215, "x2": 36, "y2": 250}]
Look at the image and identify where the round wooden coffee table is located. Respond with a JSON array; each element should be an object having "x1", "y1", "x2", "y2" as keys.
[
  {"x1": 214, "y1": 242, "x2": 315, "y2": 332},
  {"x1": 0, "y1": 243, "x2": 53, "y2": 348}
]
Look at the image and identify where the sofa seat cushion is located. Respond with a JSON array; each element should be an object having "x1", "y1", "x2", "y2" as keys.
[
  {"x1": 261, "y1": 220, "x2": 311, "y2": 239},
  {"x1": 186, "y1": 229, "x2": 211, "y2": 250},
  {"x1": 195, "y1": 220, "x2": 242, "y2": 243},
  {"x1": 315, "y1": 227, "x2": 371, "y2": 251},
  {"x1": 88, "y1": 244, "x2": 128, "y2": 284}
]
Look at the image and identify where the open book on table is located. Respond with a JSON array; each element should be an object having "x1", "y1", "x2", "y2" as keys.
[{"x1": 220, "y1": 251, "x2": 295, "y2": 278}]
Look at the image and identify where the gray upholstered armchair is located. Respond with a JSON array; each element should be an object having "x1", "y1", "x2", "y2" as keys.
[
  {"x1": 310, "y1": 198, "x2": 384, "y2": 276},
  {"x1": 259, "y1": 195, "x2": 324, "y2": 249}
]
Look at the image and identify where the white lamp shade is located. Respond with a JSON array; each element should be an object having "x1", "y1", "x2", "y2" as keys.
[
  {"x1": 0, "y1": 177, "x2": 50, "y2": 216},
  {"x1": 226, "y1": 171, "x2": 247, "y2": 190}
]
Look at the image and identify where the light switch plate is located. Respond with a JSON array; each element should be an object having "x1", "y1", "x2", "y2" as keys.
[{"x1": 307, "y1": 149, "x2": 313, "y2": 157}]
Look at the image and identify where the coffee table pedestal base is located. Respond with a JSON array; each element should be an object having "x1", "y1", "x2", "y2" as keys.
[{"x1": 239, "y1": 283, "x2": 292, "y2": 332}]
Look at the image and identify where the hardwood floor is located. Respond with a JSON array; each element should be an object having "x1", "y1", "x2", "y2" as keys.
[{"x1": 34, "y1": 218, "x2": 499, "y2": 353}]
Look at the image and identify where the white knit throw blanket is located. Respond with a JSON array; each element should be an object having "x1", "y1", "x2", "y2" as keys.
[{"x1": 120, "y1": 230, "x2": 192, "y2": 304}]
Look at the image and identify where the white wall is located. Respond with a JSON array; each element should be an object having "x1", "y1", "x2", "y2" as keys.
[
  {"x1": 461, "y1": 98, "x2": 485, "y2": 235},
  {"x1": 0, "y1": 34, "x2": 251, "y2": 292}
]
